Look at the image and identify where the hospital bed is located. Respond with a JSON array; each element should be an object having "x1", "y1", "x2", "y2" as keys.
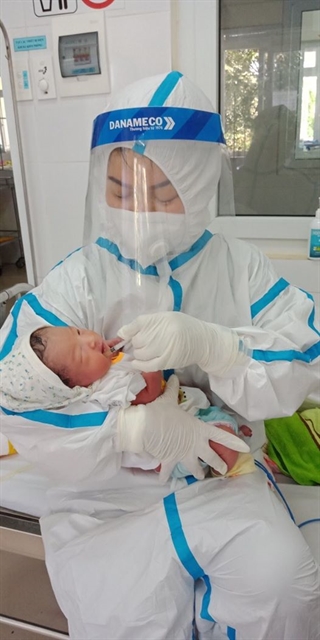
[
  {"x1": 0, "y1": 291, "x2": 319, "y2": 639},
  {"x1": 0, "y1": 456, "x2": 70, "y2": 638}
]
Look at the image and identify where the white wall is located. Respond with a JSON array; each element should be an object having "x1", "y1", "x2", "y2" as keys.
[{"x1": 0, "y1": 0, "x2": 171, "y2": 283}]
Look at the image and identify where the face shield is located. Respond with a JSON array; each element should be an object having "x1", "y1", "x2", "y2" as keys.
[{"x1": 84, "y1": 73, "x2": 233, "y2": 271}]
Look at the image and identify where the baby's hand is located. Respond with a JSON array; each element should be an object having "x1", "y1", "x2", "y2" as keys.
[
  {"x1": 132, "y1": 371, "x2": 164, "y2": 405},
  {"x1": 239, "y1": 425, "x2": 252, "y2": 437}
]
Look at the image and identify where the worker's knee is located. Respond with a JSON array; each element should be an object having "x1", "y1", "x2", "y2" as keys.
[{"x1": 241, "y1": 519, "x2": 318, "y2": 603}]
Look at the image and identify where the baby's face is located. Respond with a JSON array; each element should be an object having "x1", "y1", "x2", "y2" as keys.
[{"x1": 44, "y1": 327, "x2": 114, "y2": 387}]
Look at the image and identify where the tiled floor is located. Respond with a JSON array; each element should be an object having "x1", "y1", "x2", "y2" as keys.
[
  {"x1": 0, "y1": 264, "x2": 28, "y2": 290},
  {"x1": 0, "y1": 551, "x2": 68, "y2": 639}
]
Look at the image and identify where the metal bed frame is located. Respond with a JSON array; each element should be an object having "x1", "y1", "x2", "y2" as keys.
[
  {"x1": 0, "y1": 169, "x2": 26, "y2": 275},
  {"x1": 0, "y1": 507, "x2": 69, "y2": 638}
]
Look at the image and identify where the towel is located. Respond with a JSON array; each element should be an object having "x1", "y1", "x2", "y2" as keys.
[{"x1": 265, "y1": 408, "x2": 320, "y2": 486}]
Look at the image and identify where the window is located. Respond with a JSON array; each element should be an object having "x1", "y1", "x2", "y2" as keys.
[
  {"x1": 0, "y1": 77, "x2": 11, "y2": 168},
  {"x1": 296, "y1": 12, "x2": 320, "y2": 160},
  {"x1": 220, "y1": 0, "x2": 320, "y2": 217}
]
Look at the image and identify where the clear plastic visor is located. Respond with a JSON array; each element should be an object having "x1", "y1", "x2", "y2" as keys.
[
  {"x1": 84, "y1": 138, "x2": 230, "y2": 270},
  {"x1": 105, "y1": 147, "x2": 186, "y2": 268}
]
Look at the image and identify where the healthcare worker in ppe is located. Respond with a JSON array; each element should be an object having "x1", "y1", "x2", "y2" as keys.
[{"x1": 0, "y1": 71, "x2": 319, "y2": 640}]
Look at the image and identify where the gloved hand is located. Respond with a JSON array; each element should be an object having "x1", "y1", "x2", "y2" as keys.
[
  {"x1": 115, "y1": 375, "x2": 250, "y2": 483},
  {"x1": 118, "y1": 311, "x2": 248, "y2": 376}
]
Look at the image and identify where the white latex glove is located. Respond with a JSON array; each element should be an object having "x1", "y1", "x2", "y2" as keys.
[
  {"x1": 115, "y1": 375, "x2": 250, "y2": 483},
  {"x1": 118, "y1": 312, "x2": 248, "y2": 375}
]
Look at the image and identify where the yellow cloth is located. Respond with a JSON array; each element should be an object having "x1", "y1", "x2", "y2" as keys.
[
  {"x1": 8, "y1": 441, "x2": 17, "y2": 455},
  {"x1": 209, "y1": 452, "x2": 256, "y2": 478},
  {"x1": 111, "y1": 351, "x2": 125, "y2": 364},
  {"x1": 0, "y1": 433, "x2": 17, "y2": 456}
]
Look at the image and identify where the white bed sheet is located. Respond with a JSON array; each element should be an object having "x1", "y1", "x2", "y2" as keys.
[
  {"x1": 0, "y1": 454, "x2": 51, "y2": 517},
  {"x1": 0, "y1": 455, "x2": 319, "y2": 564}
]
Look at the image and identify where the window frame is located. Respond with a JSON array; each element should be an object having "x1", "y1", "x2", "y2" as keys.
[
  {"x1": 172, "y1": 0, "x2": 317, "y2": 246},
  {"x1": 0, "y1": 85, "x2": 11, "y2": 156}
]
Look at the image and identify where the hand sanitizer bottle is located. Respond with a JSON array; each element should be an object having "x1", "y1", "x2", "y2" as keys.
[{"x1": 308, "y1": 198, "x2": 320, "y2": 260}]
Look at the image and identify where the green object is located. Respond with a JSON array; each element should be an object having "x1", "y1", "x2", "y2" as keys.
[{"x1": 265, "y1": 408, "x2": 320, "y2": 486}]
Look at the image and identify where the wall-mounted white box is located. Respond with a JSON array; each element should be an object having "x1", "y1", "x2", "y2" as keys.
[{"x1": 52, "y1": 12, "x2": 110, "y2": 97}]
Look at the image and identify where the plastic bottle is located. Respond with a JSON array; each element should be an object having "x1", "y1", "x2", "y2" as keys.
[{"x1": 308, "y1": 198, "x2": 320, "y2": 260}]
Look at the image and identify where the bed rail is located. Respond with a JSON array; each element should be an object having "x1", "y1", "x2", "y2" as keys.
[
  {"x1": 0, "y1": 614, "x2": 69, "y2": 638},
  {"x1": 0, "y1": 282, "x2": 33, "y2": 327},
  {"x1": 0, "y1": 507, "x2": 70, "y2": 637},
  {"x1": 0, "y1": 507, "x2": 44, "y2": 560}
]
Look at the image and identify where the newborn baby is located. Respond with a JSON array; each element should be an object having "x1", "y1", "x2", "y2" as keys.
[{"x1": 1, "y1": 325, "x2": 254, "y2": 478}]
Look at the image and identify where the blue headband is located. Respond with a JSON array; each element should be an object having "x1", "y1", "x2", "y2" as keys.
[{"x1": 91, "y1": 107, "x2": 226, "y2": 150}]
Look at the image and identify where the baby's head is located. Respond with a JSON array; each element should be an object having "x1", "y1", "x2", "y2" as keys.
[
  {"x1": 30, "y1": 326, "x2": 114, "y2": 388},
  {"x1": 0, "y1": 325, "x2": 118, "y2": 412}
]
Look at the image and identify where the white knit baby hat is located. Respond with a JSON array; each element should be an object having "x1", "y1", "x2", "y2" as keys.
[{"x1": 0, "y1": 332, "x2": 90, "y2": 412}]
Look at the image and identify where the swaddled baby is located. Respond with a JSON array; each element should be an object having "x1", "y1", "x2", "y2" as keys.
[{"x1": 0, "y1": 325, "x2": 254, "y2": 478}]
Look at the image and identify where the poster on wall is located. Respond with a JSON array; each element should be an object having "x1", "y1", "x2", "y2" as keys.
[{"x1": 33, "y1": 0, "x2": 78, "y2": 16}]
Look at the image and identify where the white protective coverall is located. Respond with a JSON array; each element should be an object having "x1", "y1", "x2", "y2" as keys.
[{"x1": 0, "y1": 71, "x2": 319, "y2": 640}]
